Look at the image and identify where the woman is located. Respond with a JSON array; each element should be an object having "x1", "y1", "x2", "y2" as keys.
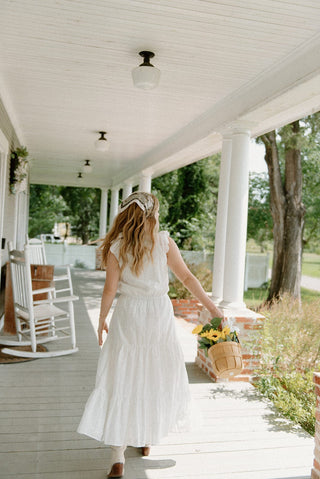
[{"x1": 77, "y1": 192, "x2": 223, "y2": 478}]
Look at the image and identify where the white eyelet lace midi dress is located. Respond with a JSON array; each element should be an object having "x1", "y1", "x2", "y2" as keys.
[{"x1": 77, "y1": 231, "x2": 191, "y2": 447}]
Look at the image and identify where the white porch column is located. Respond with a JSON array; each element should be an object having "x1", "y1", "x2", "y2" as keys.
[
  {"x1": 212, "y1": 135, "x2": 232, "y2": 303},
  {"x1": 138, "y1": 173, "x2": 152, "y2": 193},
  {"x1": 122, "y1": 182, "x2": 133, "y2": 199},
  {"x1": 109, "y1": 187, "x2": 119, "y2": 229},
  {"x1": 221, "y1": 127, "x2": 251, "y2": 309},
  {"x1": 99, "y1": 188, "x2": 108, "y2": 238}
]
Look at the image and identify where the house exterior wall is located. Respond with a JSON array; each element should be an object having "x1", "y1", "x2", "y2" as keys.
[
  {"x1": 0, "y1": 99, "x2": 20, "y2": 147},
  {"x1": 2, "y1": 190, "x2": 16, "y2": 265},
  {"x1": 0, "y1": 96, "x2": 20, "y2": 268}
]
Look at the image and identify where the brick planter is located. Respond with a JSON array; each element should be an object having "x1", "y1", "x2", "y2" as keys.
[
  {"x1": 195, "y1": 306, "x2": 264, "y2": 383},
  {"x1": 171, "y1": 298, "x2": 202, "y2": 323},
  {"x1": 96, "y1": 248, "x2": 103, "y2": 270},
  {"x1": 171, "y1": 297, "x2": 264, "y2": 383},
  {"x1": 312, "y1": 373, "x2": 320, "y2": 478}
]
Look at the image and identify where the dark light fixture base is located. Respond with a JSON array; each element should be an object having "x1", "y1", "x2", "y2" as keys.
[{"x1": 139, "y1": 51, "x2": 155, "y2": 67}]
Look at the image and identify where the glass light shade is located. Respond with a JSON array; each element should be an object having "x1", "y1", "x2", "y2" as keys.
[
  {"x1": 94, "y1": 138, "x2": 110, "y2": 152},
  {"x1": 132, "y1": 65, "x2": 161, "y2": 90},
  {"x1": 83, "y1": 160, "x2": 92, "y2": 173}
]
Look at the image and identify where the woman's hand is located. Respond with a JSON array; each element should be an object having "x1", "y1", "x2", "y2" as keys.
[
  {"x1": 207, "y1": 302, "x2": 224, "y2": 319},
  {"x1": 98, "y1": 321, "x2": 109, "y2": 346}
]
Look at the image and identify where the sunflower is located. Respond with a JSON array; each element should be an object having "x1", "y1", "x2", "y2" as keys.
[
  {"x1": 207, "y1": 329, "x2": 221, "y2": 341},
  {"x1": 220, "y1": 326, "x2": 231, "y2": 340},
  {"x1": 192, "y1": 324, "x2": 203, "y2": 335}
]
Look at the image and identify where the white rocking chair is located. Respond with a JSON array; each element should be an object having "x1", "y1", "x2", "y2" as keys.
[
  {"x1": 26, "y1": 236, "x2": 74, "y2": 296},
  {"x1": 0, "y1": 242, "x2": 79, "y2": 358}
]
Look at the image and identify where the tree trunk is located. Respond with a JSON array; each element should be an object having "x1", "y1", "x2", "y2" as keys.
[
  {"x1": 281, "y1": 121, "x2": 305, "y2": 298},
  {"x1": 260, "y1": 121, "x2": 305, "y2": 302},
  {"x1": 260, "y1": 131, "x2": 286, "y2": 301}
]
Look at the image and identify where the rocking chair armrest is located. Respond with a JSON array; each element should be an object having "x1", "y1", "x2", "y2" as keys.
[
  {"x1": 31, "y1": 287, "x2": 56, "y2": 296},
  {"x1": 33, "y1": 294, "x2": 79, "y2": 305},
  {"x1": 53, "y1": 265, "x2": 71, "y2": 281},
  {"x1": 53, "y1": 275, "x2": 69, "y2": 281}
]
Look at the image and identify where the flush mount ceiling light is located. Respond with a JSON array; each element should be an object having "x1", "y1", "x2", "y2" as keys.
[
  {"x1": 132, "y1": 51, "x2": 161, "y2": 90},
  {"x1": 82, "y1": 159, "x2": 92, "y2": 173},
  {"x1": 95, "y1": 131, "x2": 109, "y2": 152}
]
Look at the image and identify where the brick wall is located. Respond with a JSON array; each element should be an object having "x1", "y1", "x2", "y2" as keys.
[
  {"x1": 195, "y1": 306, "x2": 264, "y2": 383},
  {"x1": 96, "y1": 248, "x2": 103, "y2": 270},
  {"x1": 171, "y1": 298, "x2": 202, "y2": 323},
  {"x1": 312, "y1": 373, "x2": 320, "y2": 479}
]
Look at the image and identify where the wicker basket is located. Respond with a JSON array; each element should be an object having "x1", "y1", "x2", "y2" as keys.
[{"x1": 208, "y1": 341, "x2": 243, "y2": 379}]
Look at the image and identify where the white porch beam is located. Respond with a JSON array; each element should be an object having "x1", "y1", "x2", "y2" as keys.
[
  {"x1": 109, "y1": 187, "x2": 119, "y2": 230},
  {"x1": 99, "y1": 188, "x2": 108, "y2": 238},
  {"x1": 112, "y1": 34, "x2": 320, "y2": 188},
  {"x1": 138, "y1": 173, "x2": 152, "y2": 193},
  {"x1": 122, "y1": 182, "x2": 133, "y2": 199},
  {"x1": 220, "y1": 127, "x2": 251, "y2": 309},
  {"x1": 211, "y1": 134, "x2": 232, "y2": 303}
]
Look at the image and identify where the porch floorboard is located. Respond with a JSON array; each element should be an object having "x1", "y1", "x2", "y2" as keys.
[{"x1": 0, "y1": 269, "x2": 314, "y2": 479}]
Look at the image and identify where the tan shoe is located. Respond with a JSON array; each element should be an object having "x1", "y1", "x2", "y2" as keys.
[
  {"x1": 107, "y1": 462, "x2": 124, "y2": 478},
  {"x1": 141, "y1": 446, "x2": 151, "y2": 456}
]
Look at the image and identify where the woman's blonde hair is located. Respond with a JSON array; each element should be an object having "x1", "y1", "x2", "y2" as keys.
[{"x1": 100, "y1": 192, "x2": 159, "y2": 275}]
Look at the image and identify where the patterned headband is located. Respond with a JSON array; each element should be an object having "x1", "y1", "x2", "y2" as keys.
[{"x1": 119, "y1": 192, "x2": 154, "y2": 214}]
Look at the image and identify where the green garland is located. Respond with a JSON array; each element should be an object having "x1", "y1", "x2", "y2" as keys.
[{"x1": 9, "y1": 146, "x2": 29, "y2": 194}]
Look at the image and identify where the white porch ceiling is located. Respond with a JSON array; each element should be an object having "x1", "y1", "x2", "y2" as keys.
[{"x1": 0, "y1": 0, "x2": 320, "y2": 189}]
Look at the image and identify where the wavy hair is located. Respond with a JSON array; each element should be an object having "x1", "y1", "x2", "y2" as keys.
[{"x1": 100, "y1": 193, "x2": 159, "y2": 275}]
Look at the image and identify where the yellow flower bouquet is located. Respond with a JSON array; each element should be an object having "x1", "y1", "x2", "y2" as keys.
[{"x1": 192, "y1": 317, "x2": 243, "y2": 378}]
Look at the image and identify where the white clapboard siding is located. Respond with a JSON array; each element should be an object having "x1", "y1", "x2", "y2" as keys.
[{"x1": 0, "y1": 1, "x2": 319, "y2": 188}]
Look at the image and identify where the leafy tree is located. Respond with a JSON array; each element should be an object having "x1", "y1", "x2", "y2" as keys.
[
  {"x1": 152, "y1": 169, "x2": 179, "y2": 231},
  {"x1": 152, "y1": 154, "x2": 220, "y2": 251},
  {"x1": 59, "y1": 186, "x2": 101, "y2": 244},
  {"x1": 258, "y1": 112, "x2": 320, "y2": 302},
  {"x1": 301, "y1": 116, "x2": 320, "y2": 251},
  {"x1": 247, "y1": 172, "x2": 273, "y2": 251},
  {"x1": 29, "y1": 185, "x2": 67, "y2": 238},
  {"x1": 29, "y1": 185, "x2": 101, "y2": 244}
]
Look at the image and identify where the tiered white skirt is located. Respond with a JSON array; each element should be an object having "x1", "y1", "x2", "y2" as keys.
[{"x1": 77, "y1": 294, "x2": 191, "y2": 446}]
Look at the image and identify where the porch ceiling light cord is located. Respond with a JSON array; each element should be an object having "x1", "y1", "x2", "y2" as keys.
[
  {"x1": 95, "y1": 131, "x2": 109, "y2": 152},
  {"x1": 82, "y1": 159, "x2": 92, "y2": 173},
  {"x1": 132, "y1": 51, "x2": 161, "y2": 90}
]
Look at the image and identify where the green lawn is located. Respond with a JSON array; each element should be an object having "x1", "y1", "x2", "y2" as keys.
[
  {"x1": 247, "y1": 245, "x2": 320, "y2": 279},
  {"x1": 302, "y1": 252, "x2": 320, "y2": 278},
  {"x1": 247, "y1": 238, "x2": 320, "y2": 279},
  {"x1": 244, "y1": 286, "x2": 319, "y2": 310}
]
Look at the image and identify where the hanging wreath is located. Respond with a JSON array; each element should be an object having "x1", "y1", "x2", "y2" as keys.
[{"x1": 9, "y1": 146, "x2": 29, "y2": 194}]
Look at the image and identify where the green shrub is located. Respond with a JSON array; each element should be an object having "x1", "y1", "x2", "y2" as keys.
[
  {"x1": 253, "y1": 294, "x2": 320, "y2": 435},
  {"x1": 169, "y1": 262, "x2": 212, "y2": 299}
]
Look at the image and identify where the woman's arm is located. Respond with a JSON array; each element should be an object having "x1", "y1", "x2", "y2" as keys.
[
  {"x1": 167, "y1": 237, "x2": 224, "y2": 318},
  {"x1": 97, "y1": 251, "x2": 120, "y2": 346}
]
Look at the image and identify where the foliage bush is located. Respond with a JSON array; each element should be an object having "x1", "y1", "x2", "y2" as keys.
[
  {"x1": 253, "y1": 294, "x2": 320, "y2": 435},
  {"x1": 169, "y1": 262, "x2": 212, "y2": 299}
]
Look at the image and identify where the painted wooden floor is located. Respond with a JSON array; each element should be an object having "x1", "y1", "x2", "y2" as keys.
[{"x1": 0, "y1": 269, "x2": 314, "y2": 479}]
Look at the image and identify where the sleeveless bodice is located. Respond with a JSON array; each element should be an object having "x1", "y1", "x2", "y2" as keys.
[{"x1": 109, "y1": 230, "x2": 169, "y2": 297}]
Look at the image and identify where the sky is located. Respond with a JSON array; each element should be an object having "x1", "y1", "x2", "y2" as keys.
[{"x1": 249, "y1": 141, "x2": 267, "y2": 173}]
